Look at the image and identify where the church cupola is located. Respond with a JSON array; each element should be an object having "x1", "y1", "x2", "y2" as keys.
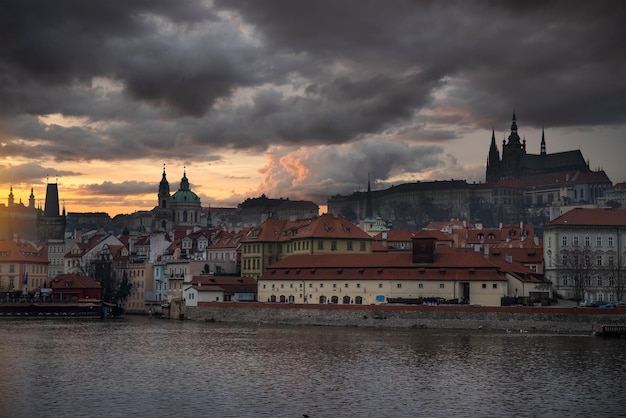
[{"x1": 180, "y1": 167, "x2": 190, "y2": 191}]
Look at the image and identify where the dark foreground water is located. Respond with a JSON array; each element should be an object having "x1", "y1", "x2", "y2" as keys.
[{"x1": 0, "y1": 316, "x2": 624, "y2": 418}]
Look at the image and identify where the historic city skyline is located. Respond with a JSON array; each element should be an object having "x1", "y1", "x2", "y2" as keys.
[{"x1": 1, "y1": 1, "x2": 625, "y2": 216}]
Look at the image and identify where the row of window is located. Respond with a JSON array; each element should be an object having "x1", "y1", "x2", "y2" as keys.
[
  {"x1": 554, "y1": 235, "x2": 617, "y2": 248},
  {"x1": 208, "y1": 251, "x2": 236, "y2": 261},
  {"x1": 264, "y1": 282, "x2": 455, "y2": 290},
  {"x1": 244, "y1": 240, "x2": 369, "y2": 254},
  {"x1": 559, "y1": 254, "x2": 617, "y2": 267},
  {"x1": 559, "y1": 275, "x2": 616, "y2": 287}
]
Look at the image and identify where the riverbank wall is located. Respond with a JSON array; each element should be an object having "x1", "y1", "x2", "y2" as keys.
[{"x1": 186, "y1": 302, "x2": 626, "y2": 333}]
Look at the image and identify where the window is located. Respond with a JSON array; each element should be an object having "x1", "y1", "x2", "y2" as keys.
[
  {"x1": 359, "y1": 242, "x2": 366, "y2": 251},
  {"x1": 345, "y1": 283, "x2": 349, "y2": 288},
  {"x1": 9, "y1": 264, "x2": 14, "y2": 273},
  {"x1": 493, "y1": 284, "x2": 498, "y2": 289},
  {"x1": 378, "y1": 283, "x2": 383, "y2": 289},
  {"x1": 356, "y1": 283, "x2": 361, "y2": 288},
  {"x1": 319, "y1": 283, "x2": 323, "y2": 288},
  {"x1": 596, "y1": 256, "x2": 602, "y2": 266},
  {"x1": 573, "y1": 236, "x2": 579, "y2": 246},
  {"x1": 609, "y1": 236, "x2": 614, "y2": 247},
  {"x1": 397, "y1": 283, "x2": 402, "y2": 288},
  {"x1": 609, "y1": 256, "x2": 614, "y2": 266},
  {"x1": 482, "y1": 283, "x2": 487, "y2": 289},
  {"x1": 562, "y1": 275, "x2": 569, "y2": 286},
  {"x1": 347, "y1": 241, "x2": 353, "y2": 251},
  {"x1": 584, "y1": 256, "x2": 591, "y2": 266},
  {"x1": 418, "y1": 283, "x2": 423, "y2": 288},
  {"x1": 585, "y1": 236, "x2": 590, "y2": 247},
  {"x1": 317, "y1": 241, "x2": 324, "y2": 250},
  {"x1": 439, "y1": 284, "x2": 445, "y2": 289},
  {"x1": 597, "y1": 277, "x2": 603, "y2": 286},
  {"x1": 331, "y1": 241, "x2": 337, "y2": 251},
  {"x1": 562, "y1": 236, "x2": 567, "y2": 246},
  {"x1": 332, "y1": 284, "x2": 336, "y2": 289},
  {"x1": 597, "y1": 236, "x2": 602, "y2": 246}
]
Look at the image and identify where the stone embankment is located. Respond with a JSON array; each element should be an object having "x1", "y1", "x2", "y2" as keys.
[{"x1": 186, "y1": 302, "x2": 626, "y2": 333}]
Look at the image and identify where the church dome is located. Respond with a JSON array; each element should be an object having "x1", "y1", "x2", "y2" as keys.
[
  {"x1": 171, "y1": 189, "x2": 200, "y2": 203},
  {"x1": 171, "y1": 169, "x2": 200, "y2": 203}
]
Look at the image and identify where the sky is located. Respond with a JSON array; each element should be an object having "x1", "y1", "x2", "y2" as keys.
[{"x1": 0, "y1": 1, "x2": 625, "y2": 217}]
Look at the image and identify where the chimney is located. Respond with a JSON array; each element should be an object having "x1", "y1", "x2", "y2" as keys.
[
  {"x1": 483, "y1": 245, "x2": 489, "y2": 259},
  {"x1": 412, "y1": 237, "x2": 436, "y2": 263}
]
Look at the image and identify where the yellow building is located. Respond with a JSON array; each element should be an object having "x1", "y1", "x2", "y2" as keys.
[
  {"x1": 241, "y1": 213, "x2": 373, "y2": 279},
  {"x1": 0, "y1": 240, "x2": 48, "y2": 296}
]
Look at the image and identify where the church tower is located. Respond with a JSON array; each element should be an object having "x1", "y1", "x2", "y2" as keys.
[
  {"x1": 486, "y1": 128, "x2": 501, "y2": 183},
  {"x1": 8, "y1": 185, "x2": 14, "y2": 206},
  {"x1": 29, "y1": 187, "x2": 35, "y2": 209},
  {"x1": 38, "y1": 181, "x2": 66, "y2": 240},
  {"x1": 152, "y1": 164, "x2": 172, "y2": 232},
  {"x1": 500, "y1": 111, "x2": 527, "y2": 179}
]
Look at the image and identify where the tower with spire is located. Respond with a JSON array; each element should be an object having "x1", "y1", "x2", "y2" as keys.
[
  {"x1": 38, "y1": 180, "x2": 66, "y2": 240},
  {"x1": 8, "y1": 185, "x2": 15, "y2": 206},
  {"x1": 486, "y1": 129, "x2": 501, "y2": 183},
  {"x1": 152, "y1": 163, "x2": 173, "y2": 231}
]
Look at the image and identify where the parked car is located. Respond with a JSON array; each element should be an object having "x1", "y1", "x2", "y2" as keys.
[{"x1": 599, "y1": 302, "x2": 616, "y2": 308}]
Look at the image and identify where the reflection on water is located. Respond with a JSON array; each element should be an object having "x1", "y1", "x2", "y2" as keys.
[{"x1": 0, "y1": 316, "x2": 624, "y2": 418}]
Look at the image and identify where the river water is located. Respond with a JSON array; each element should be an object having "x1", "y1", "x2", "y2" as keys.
[{"x1": 0, "y1": 316, "x2": 624, "y2": 418}]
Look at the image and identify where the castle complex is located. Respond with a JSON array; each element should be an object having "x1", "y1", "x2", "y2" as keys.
[
  {"x1": 328, "y1": 113, "x2": 612, "y2": 228},
  {"x1": 486, "y1": 112, "x2": 590, "y2": 183}
]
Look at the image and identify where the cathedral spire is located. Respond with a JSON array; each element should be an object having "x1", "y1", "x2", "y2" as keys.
[{"x1": 540, "y1": 127, "x2": 546, "y2": 155}]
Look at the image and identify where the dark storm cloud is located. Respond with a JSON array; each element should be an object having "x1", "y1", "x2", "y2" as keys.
[
  {"x1": 0, "y1": 0, "x2": 625, "y2": 200},
  {"x1": 76, "y1": 180, "x2": 155, "y2": 196},
  {"x1": 0, "y1": 163, "x2": 78, "y2": 185}
]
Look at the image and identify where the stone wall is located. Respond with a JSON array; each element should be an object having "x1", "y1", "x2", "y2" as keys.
[{"x1": 185, "y1": 302, "x2": 626, "y2": 333}]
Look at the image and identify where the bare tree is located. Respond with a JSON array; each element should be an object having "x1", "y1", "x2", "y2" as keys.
[
  {"x1": 557, "y1": 246, "x2": 599, "y2": 301},
  {"x1": 604, "y1": 261, "x2": 626, "y2": 303}
]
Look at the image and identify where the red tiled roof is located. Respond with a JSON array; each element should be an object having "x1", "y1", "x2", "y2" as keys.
[
  {"x1": 243, "y1": 213, "x2": 372, "y2": 243},
  {"x1": 547, "y1": 208, "x2": 626, "y2": 227},
  {"x1": 50, "y1": 273, "x2": 101, "y2": 289},
  {"x1": 0, "y1": 240, "x2": 47, "y2": 263}
]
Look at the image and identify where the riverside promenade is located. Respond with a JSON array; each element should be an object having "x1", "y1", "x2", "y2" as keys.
[{"x1": 185, "y1": 301, "x2": 626, "y2": 333}]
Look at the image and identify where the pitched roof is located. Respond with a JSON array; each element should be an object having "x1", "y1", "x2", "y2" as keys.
[
  {"x1": 547, "y1": 208, "x2": 626, "y2": 227},
  {"x1": 243, "y1": 213, "x2": 372, "y2": 243},
  {"x1": 50, "y1": 273, "x2": 101, "y2": 289},
  {"x1": 0, "y1": 240, "x2": 48, "y2": 263},
  {"x1": 260, "y1": 246, "x2": 545, "y2": 284}
]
